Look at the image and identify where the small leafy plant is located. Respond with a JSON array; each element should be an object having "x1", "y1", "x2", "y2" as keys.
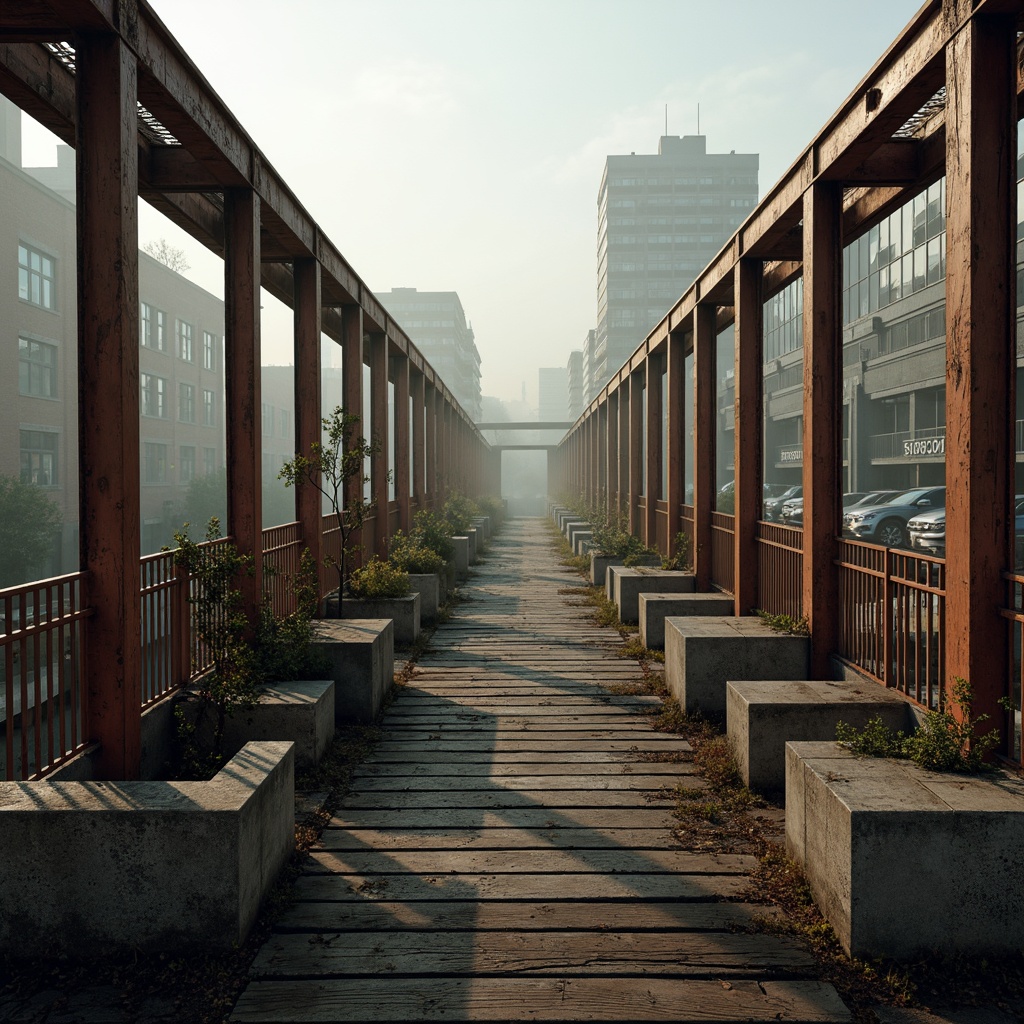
[
  {"x1": 348, "y1": 556, "x2": 411, "y2": 601},
  {"x1": 836, "y1": 678, "x2": 1005, "y2": 773},
  {"x1": 442, "y1": 492, "x2": 479, "y2": 536},
  {"x1": 755, "y1": 609, "x2": 810, "y2": 636},
  {"x1": 661, "y1": 531, "x2": 692, "y2": 572},
  {"x1": 388, "y1": 530, "x2": 446, "y2": 576},
  {"x1": 412, "y1": 509, "x2": 455, "y2": 563}
]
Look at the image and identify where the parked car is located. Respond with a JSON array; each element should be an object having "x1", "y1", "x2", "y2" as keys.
[
  {"x1": 778, "y1": 491, "x2": 882, "y2": 527},
  {"x1": 842, "y1": 487, "x2": 946, "y2": 548},
  {"x1": 764, "y1": 485, "x2": 801, "y2": 522},
  {"x1": 907, "y1": 505, "x2": 946, "y2": 558}
]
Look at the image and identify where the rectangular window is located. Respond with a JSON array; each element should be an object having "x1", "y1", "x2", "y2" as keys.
[
  {"x1": 203, "y1": 447, "x2": 216, "y2": 476},
  {"x1": 18, "y1": 243, "x2": 55, "y2": 309},
  {"x1": 177, "y1": 320, "x2": 194, "y2": 362},
  {"x1": 179, "y1": 382, "x2": 195, "y2": 422},
  {"x1": 179, "y1": 446, "x2": 196, "y2": 484},
  {"x1": 141, "y1": 373, "x2": 168, "y2": 418},
  {"x1": 20, "y1": 429, "x2": 57, "y2": 486},
  {"x1": 156, "y1": 310, "x2": 167, "y2": 351},
  {"x1": 140, "y1": 304, "x2": 168, "y2": 350},
  {"x1": 143, "y1": 442, "x2": 168, "y2": 484},
  {"x1": 280, "y1": 410, "x2": 291, "y2": 438},
  {"x1": 18, "y1": 338, "x2": 57, "y2": 398},
  {"x1": 262, "y1": 402, "x2": 275, "y2": 437},
  {"x1": 202, "y1": 331, "x2": 217, "y2": 370},
  {"x1": 202, "y1": 389, "x2": 216, "y2": 426},
  {"x1": 140, "y1": 302, "x2": 151, "y2": 347}
]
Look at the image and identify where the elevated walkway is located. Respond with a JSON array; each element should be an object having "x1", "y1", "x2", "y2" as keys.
[{"x1": 231, "y1": 519, "x2": 848, "y2": 1023}]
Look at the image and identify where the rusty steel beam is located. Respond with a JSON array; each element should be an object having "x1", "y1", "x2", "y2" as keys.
[
  {"x1": 293, "y1": 258, "x2": 322, "y2": 570},
  {"x1": 224, "y1": 188, "x2": 263, "y2": 619},
  {"x1": 76, "y1": 32, "x2": 141, "y2": 781},
  {"x1": 369, "y1": 333, "x2": 389, "y2": 558},
  {"x1": 801, "y1": 184, "x2": 843, "y2": 676},
  {"x1": 733, "y1": 259, "x2": 763, "y2": 617},
  {"x1": 692, "y1": 305, "x2": 716, "y2": 592},
  {"x1": 645, "y1": 354, "x2": 663, "y2": 550},
  {"x1": 943, "y1": 7, "x2": 1016, "y2": 726},
  {"x1": 665, "y1": 329, "x2": 685, "y2": 549},
  {"x1": 394, "y1": 350, "x2": 411, "y2": 534}
]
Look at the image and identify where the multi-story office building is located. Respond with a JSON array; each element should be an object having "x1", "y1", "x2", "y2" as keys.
[
  {"x1": 378, "y1": 287, "x2": 482, "y2": 422},
  {"x1": 567, "y1": 350, "x2": 585, "y2": 422},
  {"x1": 538, "y1": 367, "x2": 568, "y2": 422},
  {"x1": 596, "y1": 135, "x2": 758, "y2": 392},
  {"x1": 1, "y1": 101, "x2": 227, "y2": 578},
  {"x1": 581, "y1": 329, "x2": 598, "y2": 408}
]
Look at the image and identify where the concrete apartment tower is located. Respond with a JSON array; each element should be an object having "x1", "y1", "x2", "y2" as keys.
[
  {"x1": 538, "y1": 367, "x2": 569, "y2": 422},
  {"x1": 595, "y1": 134, "x2": 758, "y2": 391}
]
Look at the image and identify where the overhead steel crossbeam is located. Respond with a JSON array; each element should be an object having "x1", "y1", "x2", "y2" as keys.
[{"x1": 0, "y1": 0, "x2": 485, "y2": 443}]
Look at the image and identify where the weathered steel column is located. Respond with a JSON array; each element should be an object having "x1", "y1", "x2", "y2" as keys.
[
  {"x1": 692, "y1": 304, "x2": 716, "y2": 591},
  {"x1": 645, "y1": 353, "x2": 663, "y2": 550},
  {"x1": 394, "y1": 350, "x2": 411, "y2": 533},
  {"x1": 293, "y1": 258, "x2": 322, "y2": 570},
  {"x1": 439, "y1": 395, "x2": 451, "y2": 505},
  {"x1": 606, "y1": 391, "x2": 619, "y2": 522},
  {"x1": 369, "y1": 332, "x2": 389, "y2": 557},
  {"x1": 425, "y1": 384, "x2": 437, "y2": 509},
  {"x1": 412, "y1": 370, "x2": 425, "y2": 511},
  {"x1": 944, "y1": 7, "x2": 1015, "y2": 723},
  {"x1": 224, "y1": 188, "x2": 263, "y2": 618},
  {"x1": 629, "y1": 372, "x2": 644, "y2": 536},
  {"x1": 617, "y1": 383, "x2": 630, "y2": 524},
  {"x1": 802, "y1": 184, "x2": 842, "y2": 674},
  {"x1": 665, "y1": 329, "x2": 685, "y2": 551},
  {"x1": 734, "y1": 259, "x2": 763, "y2": 616},
  {"x1": 341, "y1": 303, "x2": 364, "y2": 562},
  {"x1": 76, "y1": 33, "x2": 141, "y2": 779},
  {"x1": 598, "y1": 399, "x2": 608, "y2": 509}
]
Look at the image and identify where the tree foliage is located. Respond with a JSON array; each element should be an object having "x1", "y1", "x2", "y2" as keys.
[
  {"x1": 143, "y1": 238, "x2": 190, "y2": 273},
  {"x1": 0, "y1": 475, "x2": 63, "y2": 588}
]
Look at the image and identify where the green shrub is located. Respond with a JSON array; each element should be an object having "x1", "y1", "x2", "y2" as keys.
[
  {"x1": 662, "y1": 531, "x2": 691, "y2": 571},
  {"x1": 442, "y1": 492, "x2": 479, "y2": 535},
  {"x1": 412, "y1": 509, "x2": 455, "y2": 562},
  {"x1": 477, "y1": 495, "x2": 503, "y2": 521},
  {"x1": 389, "y1": 530, "x2": 446, "y2": 576},
  {"x1": 348, "y1": 556, "x2": 411, "y2": 600}
]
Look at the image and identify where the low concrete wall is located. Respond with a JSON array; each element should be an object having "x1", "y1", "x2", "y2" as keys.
[
  {"x1": 639, "y1": 593, "x2": 735, "y2": 649},
  {"x1": 341, "y1": 593, "x2": 420, "y2": 644},
  {"x1": 786, "y1": 741, "x2": 1024, "y2": 958},
  {"x1": 0, "y1": 741, "x2": 294, "y2": 955},
  {"x1": 451, "y1": 536, "x2": 470, "y2": 579},
  {"x1": 407, "y1": 573, "x2": 441, "y2": 622},
  {"x1": 312, "y1": 618, "x2": 394, "y2": 725},
  {"x1": 726, "y1": 679, "x2": 911, "y2": 793},
  {"x1": 664, "y1": 616, "x2": 809, "y2": 719},
  {"x1": 611, "y1": 568, "x2": 696, "y2": 624}
]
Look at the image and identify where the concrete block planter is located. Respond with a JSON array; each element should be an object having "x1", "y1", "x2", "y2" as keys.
[
  {"x1": 342, "y1": 592, "x2": 420, "y2": 645},
  {"x1": 466, "y1": 528, "x2": 479, "y2": 564},
  {"x1": 664, "y1": 616, "x2": 809, "y2": 719},
  {"x1": 786, "y1": 741, "x2": 1024, "y2": 958},
  {"x1": 312, "y1": 618, "x2": 394, "y2": 725},
  {"x1": 407, "y1": 572, "x2": 441, "y2": 623},
  {"x1": 726, "y1": 679, "x2": 911, "y2": 793},
  {"x1": 611, "y1": 568, "x2": 696, "y2": 624},
  {"x1": 639, "y1": 592, "x2": 736, "y2": 649},
  {"x1": 451, "y1": 536, "x2": 470, "y2": 579},
  {"x1": 590, "y1": 552, "x2": 624, "y2": 589},
  {"x1": 0, "y1": 741, "x2": 294, "y2": 956},
  {"x1": 573, "y1": 530, "x2": 594, "y2": 556},
  {"x1": 566, "y1": 521, "x2": 592, "y2": 547},
  {"x1": 471, "y1": 516, "x2": 491, "y2": 545}
]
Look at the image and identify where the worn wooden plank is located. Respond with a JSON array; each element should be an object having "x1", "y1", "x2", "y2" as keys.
[
  {"x1": 360, "y1": 750, "x2": 689, "y2": 765},
  {"x1": 344, "y1": 774, "x2": 692, "y2": 793},
  {"x1": 328, "y1": 807, "x2": 680, "y2": 830},
  {"x1": 250, "y1": 929, "x2": 812, "y2": 978},
  {"x1": 350, "y1": 761, "x2": 690, "y2": 779},
  {"x1": 338, "y1": 788, "x2": 685, "y2": 811},
  {"x1": 230, "y1": 978, "x2": 850, "y2": 1022},
  {"x1": 317, "y1": 827, "x2": 690, "y2": 852}
]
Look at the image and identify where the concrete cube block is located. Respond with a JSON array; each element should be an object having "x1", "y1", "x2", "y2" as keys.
[
  {"x1": 220, "y1": 680, "x2": 335, "y2": 769},
  {"x1": 407, "y1": 573, "x2": 441, "y2": 623},
  {"x1": 566, "y1": 521, "x2": 592, "y2": 546},
  {"x1": 312, "y1": 618, "x2": 394, "y2": 725},
  {"x1": 591, "y1": 552, "x2": 624, "y2": 589},
  {"x1": 466, "y1": 527, "x2": 479, "y2": 563},
  {"x1": 786, "y1": 741, "x2": 1024, "y2": 958},
  {"x1": 451, "y1": 536, "x2": 470, "y2": 578},
  {"x1": 664, "y1": 616, "x2": 809, "y2": 719},
  {"x1": 639, "y1": 592, "x2": 736, "y2": 648},
  {"x1": 0, "y1": 741, "x2": 294, "y2": 955},
  {"x1": 611, "y1": 568, "x2": 696, "y2": 624},
  {"x1": 726, "y1": 679, "x2": 912, "y2": 793},
  {"x1": 342, "y1": 592, "x2": 420, "y2": 644},
  {"x1": 573, "y1": 530, "x2": 594, "y2": 556}
]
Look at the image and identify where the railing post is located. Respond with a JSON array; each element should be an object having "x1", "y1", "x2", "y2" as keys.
[
  {"x1": 734, "y1": 259, "x2": 763, "y2": 616},
  {"x1": 692, "y1": 304, "x2": 716, "y2": 591},
  {"x1": 172, "y1": 559, "x2": 191, "y2": 687},
  {"x1": 76, "y1": 31, "x2": 142, "y2": 778},
  {"x1": 342, "y1": 303, "x2": 364, "y2": 569},
  {"x1": 293, "y1": 257, "x2": 322, "y2": 573},
  {"x1": 943, "y1": 3, "x2": 1015, "y2": 726},
  {"x1": 883, "y1": 546, "x2": 894, "y2": 686},
  {"x1": 801, "y1": 183, "x2": 842, "y2": 674}
]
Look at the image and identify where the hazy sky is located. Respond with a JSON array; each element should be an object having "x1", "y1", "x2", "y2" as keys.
[{"x1": 26, "y1": 0, "x2": 924, "y2": 406}]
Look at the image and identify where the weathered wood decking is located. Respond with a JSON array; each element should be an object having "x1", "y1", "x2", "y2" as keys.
[{"x1": 231, "y1": 519, "x2": 849, "y2": 1023}]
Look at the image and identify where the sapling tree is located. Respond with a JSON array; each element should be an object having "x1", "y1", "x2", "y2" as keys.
[{"x1": 279, "y1": 406, "x2": 380, "y2": 616}]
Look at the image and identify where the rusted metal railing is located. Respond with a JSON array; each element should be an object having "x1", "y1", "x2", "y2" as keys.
[
  {"x1": 680, "y1": 504, "x2": 695, "y2": 568},
  {"x1": 1, "y1": 572, "x2": 89, "y2": 780},
  {"x1": 321, "y1": 514, "x2": 342, "y2": 598},
  {"x1": 836, "y1": 539, "x2": 945, "y2": 710},
  {"x1": 262, "y1": 521, "x2": 303, "y2": 620},
  {"x1": 140, "y1": 550, "x2": 187, "y2": 706},
  {"x1": 757, "y1": 521, "x2": 803, "y2": 619},
  {"x1": 710, "y1": 511, "x2": 735, "y2": 594},
  {"x1": 1000, "y1": 570, "x2": 1024, "y2": 763}
]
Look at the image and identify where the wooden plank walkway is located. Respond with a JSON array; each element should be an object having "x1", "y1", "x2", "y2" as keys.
[{"x1": 231, "y1": 519, "x2": 849, "y2": 1023}]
